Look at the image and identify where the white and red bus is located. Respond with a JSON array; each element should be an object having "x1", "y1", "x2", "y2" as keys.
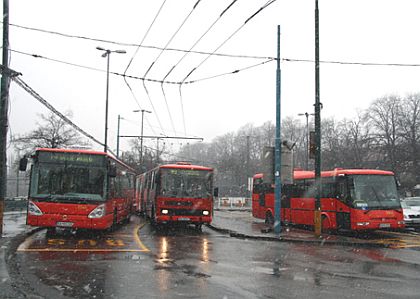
[
  {"x1": 135, "y1": 162, "x2": 214, "y2": 230},
  {"x1": 21, "y1": 148, "x2": 136, "y2": 232},
  {"x1": 252, "y1": 168, "x2": 405, "y2": 232}
]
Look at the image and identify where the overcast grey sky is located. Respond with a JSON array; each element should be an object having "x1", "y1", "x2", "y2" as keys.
[{"x1": 4, "y1": 0, "x2": 420, "y2": 154}]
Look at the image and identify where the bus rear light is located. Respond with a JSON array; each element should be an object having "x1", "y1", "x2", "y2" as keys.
[
  {"x1": 202, "y1": 210, "x2": 209, "y2": 216},
  {"x1": 161, "y1": 209, "x2": 169, "y2": 215},
  {"x1": 88, "y1": 204, "x2": 106, "y2": 219},
  {"x1": 356, "y1": 222, "x2": 370, "y2": 226},
  {"x1": 28, "y1": 201, "x2": 43, "y2": 216}
]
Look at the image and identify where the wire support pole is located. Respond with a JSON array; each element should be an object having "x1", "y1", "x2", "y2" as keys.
[
  {"x1": 0, "y1": 0, "x2": 9, "y2": 236},
  {"x1": 104, "y1": 52, "x2": 110, "y2": 153},
  {"x1": 274, "y1": 25, "x2": 282, "y2": 235},
  {"x1": 314, "y1": 0, "x2": 322, "y2": 237}
]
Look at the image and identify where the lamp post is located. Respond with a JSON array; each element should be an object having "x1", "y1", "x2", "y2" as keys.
[
  {"x1": 298, "y1": 112, "x2": 314, "y2": 170},
  {"x1": 96, "y1": 46, "x2": 126, "y2": 153},
  {"x1": 133, "y1": 109, "x2": 152, "y2": 167}
]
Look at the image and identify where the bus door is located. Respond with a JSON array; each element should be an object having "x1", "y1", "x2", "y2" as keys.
[{"x1": 335, "y1": 176, "x2": 351, "y2": 230}]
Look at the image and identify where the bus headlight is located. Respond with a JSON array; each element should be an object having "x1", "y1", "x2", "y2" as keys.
[
  {"x1": 161, "y1": 209, "x2": 169, "y2": 215},
  {"x1": 203, "y1": 210, "x2": 209, "y2": 216},
  {"x1": 88, "y1": 204, "x2": 106, "y2": 219},
  {"x1": 356, "y1": 222, "x2": 370, "y2": 226},
  {"x1": 28, "y1": 201, "x2": 43, "y2": 216}
]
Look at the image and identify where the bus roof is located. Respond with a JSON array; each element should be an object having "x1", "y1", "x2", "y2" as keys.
[
  {"x1": 36, "y1": 148, "x2": 107, "y2": 156},
  {"x1": 254, "y1": 168, "x2": 395, "y2": 180},
  {"x1": 35, "y1": 148, "x2": 137, "y2": 173},
  {"x1": 159, "y1": 163, "x2": 213, "y2": 172},
  {"x1": 294, "y1": 168, "x2": 395, "y2": 180}
]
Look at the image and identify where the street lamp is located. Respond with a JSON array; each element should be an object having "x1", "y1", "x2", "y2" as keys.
[
  {"x1": 133, "y1": 109, "x2": 152, "y2": 166},
  {"x1": 96, "y1": 46, "x2": 126, "y2": 153},
  {"x1": 298, "y1": 112, "x2": 314, "y2": 170}
]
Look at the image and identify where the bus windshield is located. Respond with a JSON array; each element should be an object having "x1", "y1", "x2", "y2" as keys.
[
  {"x1": 159, "y1": 169, "x2": 213, "y2": 199},
  {"x1": 30, "y1": 162, "x2": 106, "y2": 201},
  {"x1": 349, "y1": 174, "x2": 400, "y2": 210}
]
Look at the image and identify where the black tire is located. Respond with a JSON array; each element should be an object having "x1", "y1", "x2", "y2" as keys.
[
  {"x1": 46, "y1": 227, "x2": 56, "y2": 237},
  {"x1": 265, "y1": 212, "x2": 274, "y2": 226},
  {"x1": 150, "y1": 206, "x2": 156, "y2": 226},
  {"x1": 110, "y1": 210, "x2": 118, "y2": 231},
  {"x1": 321, "y1": 215, "x2": 334, "y2": 235},
  {"x1": 195, "y1": 224, "x2": 202, "y2": 231}
]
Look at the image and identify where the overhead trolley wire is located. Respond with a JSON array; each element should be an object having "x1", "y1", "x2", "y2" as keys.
[
  {"x1": 177, "y1": 0, "x2": 277, "y2": 135},
  {"x1": 7, "y1": 22, "x2": 274, "y2": 60},
  {"x1": 1, "y1": 68, "x2": 115, "y2": 154},
  {"x1": 142, "y1": 0, "x2": 203, "y2": 136},
  {"x1": 122, "y1": 0, "x2": 168, "y2": 137},
  {"x1": 161, "y1": 0, "x2": 240, "y2": 136},
  {"x1": 179, "y1": 0, "x2": 277, "y2": 85}
]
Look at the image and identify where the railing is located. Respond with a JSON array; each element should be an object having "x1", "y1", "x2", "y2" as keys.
[
  {"x1": 215, "y1": 197, "x2": 251, "y2": 210},
  {"x1": 5, "y1": 197, "x2": 27, "y2": 212}
]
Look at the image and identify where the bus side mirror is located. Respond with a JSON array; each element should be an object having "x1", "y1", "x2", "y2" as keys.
[
  {"x1": 19, "y1": 157, "x2": 28, "y2": 171},
  {"x1": 108, "y1": 165, "x2": 117, "y2": 177},
  {"x1": 213, "y1": 187, "x2": 219, "y2": 197}
]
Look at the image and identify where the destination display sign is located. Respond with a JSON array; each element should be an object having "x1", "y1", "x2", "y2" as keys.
[{"x1": 38, "y1": 151, "x2": 105, "y2": 167}]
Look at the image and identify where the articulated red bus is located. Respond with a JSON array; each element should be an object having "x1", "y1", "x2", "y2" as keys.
[
  {"x1": 252, "y1": 168, "x2": 405, "y2": 232},
  {"x1": 21, "y1": 148, "x2": 136, "y2": 232},
  {"x1": 135, "y1": 162, "x2": 214, "y2": 229}
]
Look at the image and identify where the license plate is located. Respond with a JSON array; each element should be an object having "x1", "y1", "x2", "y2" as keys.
[
  {"x1": 56, "y1": 221, "x2": 74, "y2": 227},
  {"x1": 178, "y1": 217, "x2": 190, "y2": 221},
  {"x1": 379, "y1": 223, "x2": 390, "y2": 228}
]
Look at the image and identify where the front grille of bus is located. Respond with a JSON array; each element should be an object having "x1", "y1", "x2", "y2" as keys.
[
  {"x1": 165, "y1": 209, "x2": 203, "y2": 216},
  {"x1": 165, "y1": 201, "x2": 193, "y2": 207}
]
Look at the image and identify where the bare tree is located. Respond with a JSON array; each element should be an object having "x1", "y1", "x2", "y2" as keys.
[
  {"x1": 12, "y1": 111, "x2": 90, "y2": 154},
  {"x1": 366, "y1": 95, "x2": 403, "y2": 172}
]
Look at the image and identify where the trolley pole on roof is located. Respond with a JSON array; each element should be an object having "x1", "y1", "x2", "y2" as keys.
[
  {"x1": 314, "y1": 0, "x2": 322, "y2": 237},
  {"x1": 274, "y1": 25, "x2": 282, "y2": 235}
]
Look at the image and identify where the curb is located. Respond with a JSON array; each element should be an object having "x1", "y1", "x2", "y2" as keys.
[
  {"x1": 4, "y1": 227, "x2": 45, "y2": 298},
  {"x1": 207, "y1": 223, "x2": 389, "y2": 248}
]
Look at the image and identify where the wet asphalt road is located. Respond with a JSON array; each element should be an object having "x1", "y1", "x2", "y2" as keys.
[{"x1": 8, "y1": 215, "x2": 420, "y2": 299}]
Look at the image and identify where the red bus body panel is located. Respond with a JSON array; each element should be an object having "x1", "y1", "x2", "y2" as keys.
[
  {"x1": 26, "y1": 148, "x2": 136, "y2": 231},
  {"x1": 252, "y1": 169, "x2": 405, "y2": 231},
  {"x1": 136, "y1": 163, "x2": 214, "y2": 226}
]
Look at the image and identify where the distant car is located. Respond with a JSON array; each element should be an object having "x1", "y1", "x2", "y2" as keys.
[{"x1": 401, "y1": 197, "x2": 420, "y2": 227}]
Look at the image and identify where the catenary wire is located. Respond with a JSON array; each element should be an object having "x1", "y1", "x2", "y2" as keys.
[
  {"x1": 161, "y1": 0, "x2": 239, "y2": 136},
  {"x1": 123, "y1": 0, "x2": 167, "y2": 137},
  {"x1": 1, "y1": 69, "x2": 117, "y2": 155},
  {"x1": 7, "y1": 22, "x2": 274, "y2": 60},
  {"x1": 143, "y1": 0, "x2": 203, "y2": 136}
]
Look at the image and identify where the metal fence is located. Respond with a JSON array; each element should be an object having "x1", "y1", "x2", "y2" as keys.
[
  {"x1": 214, "y1": 197, "x2": 251, "y2": 210},
  {"x1": 5, "y1": 197, "x2": 27, "y2": 212}
]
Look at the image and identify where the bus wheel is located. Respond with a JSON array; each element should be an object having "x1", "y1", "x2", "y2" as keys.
[
  {"x1": 265, "y1": 212, "x2": 274, "y2": 226},
  {"x1": 46, "y1": 227, "x2": 56, "y2": 237},
  {"x1": 321, "y1": 215, "x2": 333, "y2": 234},
  {"x1": 150, "y1": 206, "x2": 156, "y2": 226},
  {"x1": 110, "y1": 210, "x2": 118, "y2": 231}
]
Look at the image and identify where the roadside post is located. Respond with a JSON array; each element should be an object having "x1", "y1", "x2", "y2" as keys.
[{"x1": 274, "y1": 25, "x2": 282, "y2": 234}]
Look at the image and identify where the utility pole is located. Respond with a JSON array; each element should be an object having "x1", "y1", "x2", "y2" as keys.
[
  {"x1": 96, "y1": 47, "x2": 126, "y2": 153},
  {"x1": 298, "y1": 112, "x2": 314, "y2": 170},
  {"x1": 117, "y1": 114, "x2": 121, "y2": 158},
  {"x1": 133, "y1": 109, "x2": 151, "y2": 169},
  {"x1": 274, "y1": 25, "x2": 282, "y2": 235},
  {"x1": 314, "y1": 0, "x2": 322, "y2": 237},
  {"x1": 0, "y1": 0, "x2": 10, "y2": 236}
]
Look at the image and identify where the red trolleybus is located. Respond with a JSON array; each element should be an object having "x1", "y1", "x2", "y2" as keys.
[
  {"x1": 135, "y1": 162, "x2": 214, "y2": 230},
  {"x1": 252, "y1": 168, "x2": 405, "y2": 232},
  {"x1": 21, "y1": 148, "x2": 136, "y2": 231}
]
